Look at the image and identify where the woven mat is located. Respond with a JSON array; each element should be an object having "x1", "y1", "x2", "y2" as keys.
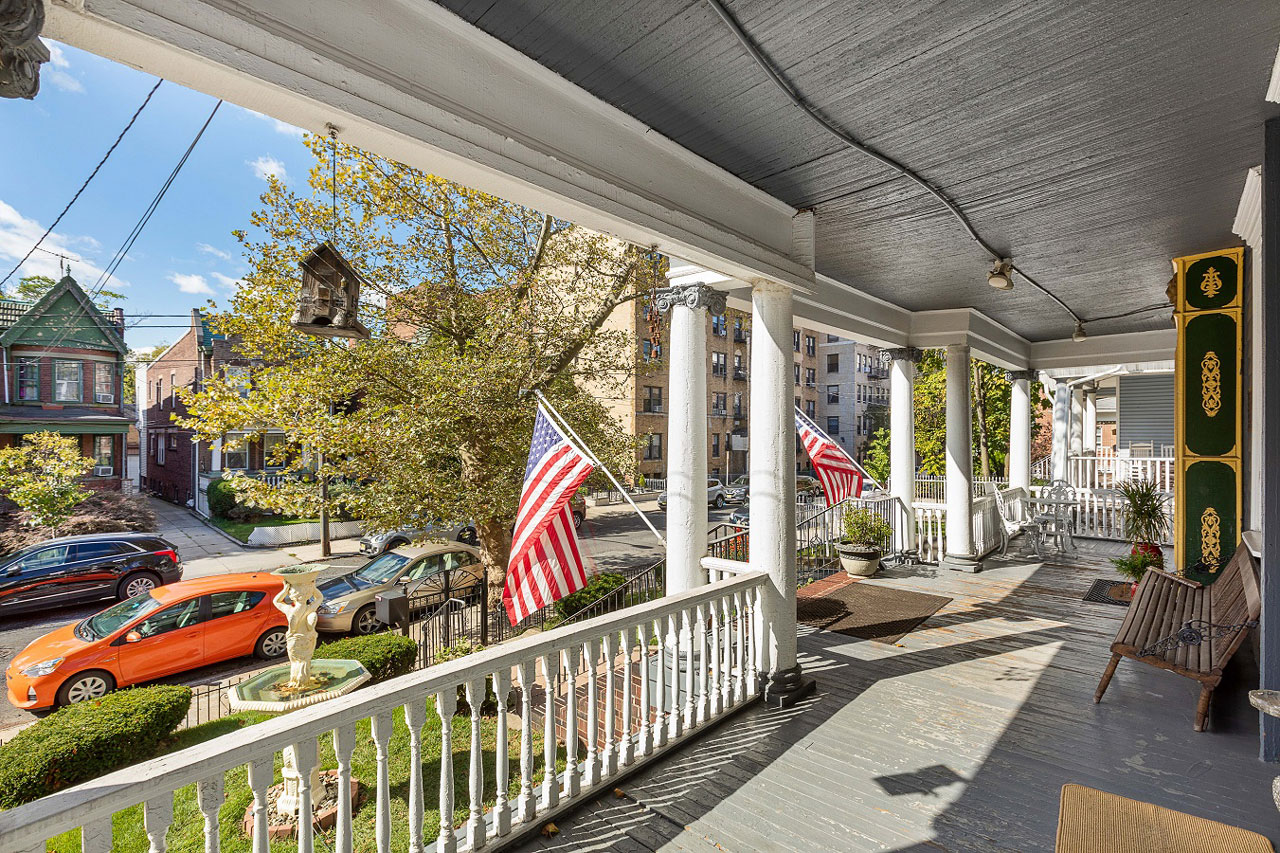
[
  {"x1": 1055, "y1": 784, "x2": 1273, "y2": 852},
  {"x1": 796, "y1": 581, "x2": 951, "y2": 644},
  {"x1": 1082, "y1": 579, "x2": 1131, "y2": 608}
]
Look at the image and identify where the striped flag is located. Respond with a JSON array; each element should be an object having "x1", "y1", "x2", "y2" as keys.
[
  {"x1": 795, "y1": 407, "x2": 873, "y2": 503},
  {"x1": 503, "y1": 405, "x2": 595, "y2": 625}
]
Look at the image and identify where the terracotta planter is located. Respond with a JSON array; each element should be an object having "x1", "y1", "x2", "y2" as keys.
[
  {"x1": 836, "y1": 543, "x2": 881, "y2": 577},
  {"x1": 1132, "y1": 541, "x2": 1164, "y2": 569}
]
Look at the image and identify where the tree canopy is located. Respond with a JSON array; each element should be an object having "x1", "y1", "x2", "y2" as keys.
[{"x1": 10, "y1": 275, "x2": 125, "y2": 310}]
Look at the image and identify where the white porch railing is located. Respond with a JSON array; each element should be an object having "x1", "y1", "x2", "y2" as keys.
[
  {"x1": 913, "y1": 488, "x2": 1017, "y2": 563},
  {"x1": 915, "y1": 501, "x2": 946, "y2": 563},
  {"x1": 0, "y1": 571, "x2": 767, "y2": 853},
  {"x1": 914, "y1": 475, "x2": 1009, "y2": 502},
  {"x1": 1029, "y1": 485, "x2": 1174, "y2": 545},
  {"x1": 1069, "y1": 454, "x2": 1175, "y2": 491}
]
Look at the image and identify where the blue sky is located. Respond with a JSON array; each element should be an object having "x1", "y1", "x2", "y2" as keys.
[{"x1": 0, "y1": 40, "x2": 313, "y2": 351}]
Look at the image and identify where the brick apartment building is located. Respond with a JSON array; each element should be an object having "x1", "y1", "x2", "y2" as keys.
[
  {"x1": 0, "y1": 274, "x2": 130, "y2": 489},
  {"x1": 138, "y1": 309, "x2": 285, "y2": 514}
]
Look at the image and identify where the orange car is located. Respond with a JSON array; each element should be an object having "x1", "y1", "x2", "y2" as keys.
[{"x1": 5, "y1": 573, "x2": 288, "y2": 711}]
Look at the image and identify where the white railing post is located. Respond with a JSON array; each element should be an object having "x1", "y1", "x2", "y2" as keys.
[
  {"x1": 464, "y1": 678, "x2": 486, "y2": 849},
  {"x1": 493, "y1": 669, "x2": 512, "y2": 837},
  {"x1": 404, "y1": 702, "x2": 427, "y2": 853},
  {"x1": 516, "y1": 661, "x2": 537, "y2": 822},
  {"x1": 434, "y1": 691, "x2": 458, "y2": 853}
]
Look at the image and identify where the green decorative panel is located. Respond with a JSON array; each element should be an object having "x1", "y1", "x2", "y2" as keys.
[
  {"x1": 1181, "y1": 313, "x2": 1237, "y2": 457},
  {"x1": 1182, "y1": 460, "x2": 1237, "y2": 585},
  {"x1": 1183, "y1": 254, "x2": 1238, "y2": 311}
]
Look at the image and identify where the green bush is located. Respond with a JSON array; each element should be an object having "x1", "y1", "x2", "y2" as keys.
[
  {"x1": 207, "y1": 479, "x2": 239, "y2": 519},
  {"x1": 317, "y1": 632, "x2": 418, "y2": 683},
  {"x1": 0, "y1": 685, "x2": 191, "y2": 808},
  {"x1": 555, "y1": 572, "x2": 627, "y2": 619}
]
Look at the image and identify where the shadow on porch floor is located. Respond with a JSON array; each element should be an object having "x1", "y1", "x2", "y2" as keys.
[{"x1": 516, "y1": 541, "x2": 1277, "y2": 852}]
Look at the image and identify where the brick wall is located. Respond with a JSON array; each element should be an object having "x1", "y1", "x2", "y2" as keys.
[{"x1": 142, "y1": 328, "x2": 201, "y2": 504}]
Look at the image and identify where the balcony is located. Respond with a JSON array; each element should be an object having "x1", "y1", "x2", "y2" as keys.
[
  {"x1": 710, "y1": 407, "x2": 729, "y2": 417},
  {"x1": 640, "y1": 403, "x2": 665, "y2": 415},
  {"x1": 733, "y1": 330, "x2": 748, "y2": 343},
  {"x1": 732, "y1": 368, "x2": 747, "y2": 381},
  {"x1": 867, "y1": 365, "x2": 890, "y2": 380}
]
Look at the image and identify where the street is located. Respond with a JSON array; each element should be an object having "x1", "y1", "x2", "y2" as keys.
[{"x1": 0, "y1": 495, "x2": 737, "y2": 738}]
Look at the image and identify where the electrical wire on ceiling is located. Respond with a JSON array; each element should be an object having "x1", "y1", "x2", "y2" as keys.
[{"x1": 702, "y1": 0, "x2": 1163, "y2": 338}]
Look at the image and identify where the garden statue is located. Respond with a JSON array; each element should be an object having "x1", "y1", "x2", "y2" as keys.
[{"x1": 273, "y1": 569, "x2": 323, "y2": 688}]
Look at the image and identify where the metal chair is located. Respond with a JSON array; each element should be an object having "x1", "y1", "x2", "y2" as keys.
[
  {"x1": 1037, "y1": 481, "x2": 1076, "y2": 551},
  {"x1": 993, "y1": 486, "x2": 1044, "y2": 558}
]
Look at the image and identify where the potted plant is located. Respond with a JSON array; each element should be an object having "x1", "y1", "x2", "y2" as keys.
[
  {"x1": 1116, "y1": 477, "x2": 1169, "y2": 570},
  {"x1": 1110, "y1": 549, "x2": 1159, "y2": 598},
  {"x1": 835, "y1": 506, "x2": 892, "y2": 577}
]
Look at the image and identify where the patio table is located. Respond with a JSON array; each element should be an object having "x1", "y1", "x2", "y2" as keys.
[{"x1": 1032, "y1": 496, "x2": 1078, "y2": 551}]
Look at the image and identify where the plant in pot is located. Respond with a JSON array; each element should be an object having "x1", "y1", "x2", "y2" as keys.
[
  {"x1": 835, "y1": 507, "x2": 892, "y2": 577},
  {"x1": 1110, "y1": 549, "x2": 1159, "y2": 599},
  {"x1": 1115, "y1": 477, "x2": 1169, "y2": 571}
]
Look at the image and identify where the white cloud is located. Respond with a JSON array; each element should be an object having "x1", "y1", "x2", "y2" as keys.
[
  {"x1": 210, "y1": 272, "x2": 241, "y2": 290},
  {"x1": 248, "y1": 155, "x2": 288, "y2": 183},
  {"x1": 46, "y1": 43, "x2": 69, "y2": 69},
  {"x1": 43, "y1": 43, "x2": 84, "y2": 93},
  {"x1": 196, "y1": 242, "x2": 232, "y2": 261},
  {"x1": 241, "y1": 107, "x2": 306, "y2": 138},
  {"x1": 0, "y1": 198, "x2": 127, "y2": 288},
  {"x1": 168, "y1": 272, "x2": 214, "y2": 295}
]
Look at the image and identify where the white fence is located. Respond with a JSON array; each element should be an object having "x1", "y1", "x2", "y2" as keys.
[
  {"x1": 1028, "y1": 485, "x2": 1174, "y2": 545},
  {"x1": 0, "y1": 570, "x2": 767, "y2": 853},
  {"x1": 1069, "y1": 454, "x2": 1174, "y2": 491},
  {"x1": 245, "y1": 519, "x2": 363, "y2": 546},
  {"x1": 914, "y1": 475, "x2": 1009, "y2": 502}
]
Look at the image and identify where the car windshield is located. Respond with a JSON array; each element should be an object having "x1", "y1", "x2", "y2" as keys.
[
  {"x1": 351, "y1": 552, "x2": 411, "y2": 586},
  {"x1": 731, "y1": 476, "x2": 749, "y2": 486},
  {"x1": 81, "y1": 593, "x2": 164, "y2": 641}
]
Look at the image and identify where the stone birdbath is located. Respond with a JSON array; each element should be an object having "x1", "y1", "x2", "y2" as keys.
[
  {"x1": 1249, "y1": 690, "x2": 1280, "y2": 812},
  {"x1": 229, "y1": 565, "x2": 371, "y2": 821}
]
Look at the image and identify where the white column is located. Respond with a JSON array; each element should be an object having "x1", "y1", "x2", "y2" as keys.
[
  {"x1": 886, "y1": 348, "x2": 921, "y2": 552},
  {"x1": 1051, "y1": 380, "x2": 1071, "y2": 483},
  {"x1": 1083, "y1": 385, "x2": 1098, "y2": 453},
  {"x1": 1069, "y1": 387, "x2": 1084, "y2": 459},
  {"x1": 659, "y1": 284, "x2": 719, "y2": 595},
  {"x1": 942, "y1": 343, "x2": 979, "y2": 571},
  {"x1": 1008, "y1": 371, "x2": 1033, "y2": 490},
  {"x1": 749, "y1": 280, "x2": 811, "y2": 708}
]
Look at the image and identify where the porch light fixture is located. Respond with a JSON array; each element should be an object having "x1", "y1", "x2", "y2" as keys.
[
  {"x1": 987, "y1": 258, "x2": 1013, "y2": 291},
  {"x1": 1072, "y1": 321, "x2": 1087, "y2": 343}
]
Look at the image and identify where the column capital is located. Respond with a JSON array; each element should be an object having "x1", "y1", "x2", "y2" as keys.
[
  {"x1": 655, "y1": 283, "x2": 726, "y2": 314},
  {"x1": 1005, "y1": 369, "x2": 1038, "y2": 382},
  {"x1": 0, "y1": 0, "x2": 50, "y2": 100},
  {"x1": 880, "y1": 346, "x2": 923, "y2": 365}
]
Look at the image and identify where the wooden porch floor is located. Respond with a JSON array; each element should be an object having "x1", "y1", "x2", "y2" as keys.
[{"x1": 518, "y1": 541, "x2": 1278, "y2": 852}]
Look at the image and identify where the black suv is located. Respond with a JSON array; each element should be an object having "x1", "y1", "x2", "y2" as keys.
[{"x1": 0, "y1": 533, "x2": 183, "y2": 616}]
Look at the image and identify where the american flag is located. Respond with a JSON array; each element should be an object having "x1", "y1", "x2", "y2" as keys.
[
  {"x1": 795, "y1": 407, "x2": 874, "y2": 504},
  {"x1": 502, "y1": 405, "x2": 595, "y2": 625}
]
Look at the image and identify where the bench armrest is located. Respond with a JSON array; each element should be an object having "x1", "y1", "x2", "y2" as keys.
[{"x1": 1145, "y1": 567, "x2": 1203, "y2": 589}]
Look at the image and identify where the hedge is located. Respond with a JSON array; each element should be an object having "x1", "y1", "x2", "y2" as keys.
[
  {"x1": 316, "y1": 632, "x2": 418, "y2": 683},
  {"x1": 0, "y1": 685, "x2": 191, "y2": 808},
  {"x1": 555, "y1": 572, "x2": 627, "y2": 619},
  {"x1": 206, "y1": 479, "x2": 238, "y2": 519}
]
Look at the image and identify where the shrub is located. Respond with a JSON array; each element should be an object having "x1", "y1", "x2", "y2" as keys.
[
  {"x1": 841, "y1": 506, "x2": 892, "y2": 549},
  {"x1": 555, "y1": 572, "x2": 627, "y2": 619},
  {"x1": 0, "y1": 685, "x2": 191, "y2": 808},
  {"x1": 1111, "y1": 549, "x2": 1159, "y2": 583},
  {"x1": 316, "y1": 632, "x2": 418, "y2": 683},
  {"x1": 207, "y1": 479, "x2": 239, "y2": 519}
]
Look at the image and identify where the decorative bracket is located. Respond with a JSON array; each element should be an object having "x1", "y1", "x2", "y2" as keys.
[
  {"x1": 1137, "y1": 618, "x2": 1258, "y2": 658},
  {"x1": 654, "y1": 283, "x2": 726, "y2": 315},
  {"x1": 0, "y1": 0, "x2": 50, "y2": 100},
  {"x1": 1005, "y1": 369, "x2": 1038, "y2": 382},
  {"x1": 880, "y1": 347, "x2": 922, "y2": 366}
]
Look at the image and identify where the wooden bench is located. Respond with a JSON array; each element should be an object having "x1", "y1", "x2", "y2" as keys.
[{"x1": 1094, "y1": 543, "x2": 1260, "y2": 731}]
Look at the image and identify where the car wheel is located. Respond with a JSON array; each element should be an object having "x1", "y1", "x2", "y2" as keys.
[
  {"x1": 117, "y1": 571, "x2": 160, "y2": 601},
  {"x1": 56, "y1": 670, "x2": 115, "y2": 707},
  {"x1": 572, "y1": 512, "x2": 585, "y2": 531},
  {"x1": 353, "y1": 605, "x2": 382, "y2": 636},
  {"x1": 255, "y1": 627, "x2": 288, "y2": 659},
  {"x1": 457, "y1": 527, "x2": 479, "y2": 546},
  {"x1": 714, "y1": 495, "x2": 725, "y2": 508}
]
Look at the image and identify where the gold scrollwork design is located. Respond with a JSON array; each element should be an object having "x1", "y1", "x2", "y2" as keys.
[
  {"x1": 1200, "y1": 351, "x2": 1221, "y2": 417},
  {"x1": 1199, "y1": 266, "x2": 1223, "y2": 298},
  {"x1": 1200, "y1": 506, "x2": 1221, "y2": 570}
]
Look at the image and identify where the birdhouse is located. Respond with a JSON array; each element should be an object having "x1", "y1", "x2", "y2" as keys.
[{"x1": 292, "y1": 242, "x2": 370, "y2": 339}]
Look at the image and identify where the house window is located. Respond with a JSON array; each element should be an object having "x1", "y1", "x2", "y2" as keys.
[
  {"x1": 712, "y1": 392, "x2": 727, "y2": 414},
  {"x1": 826, "y1": 416, "x2": 840, "y2": 435},
  {"x1": 93, "y1": 436, "x2": 114, "y2": 473},
  {"x1": 16, "y1": 357, "x2": 38, "y2": 401},
  {"x1": 827, "y1": 353, "x2": 839, "y2": 373},
  {"x1": 793, "y1": 364, "x2": 800, "y2": 386},
  {"x1": 223, "y1": 434, "x2": 249, "y2": 471},
  {"x1": 804, "y1": 367, "x2": 815, "y2": 386},
  {"x1": 792, "y1": 330, "x2": 801, "y2": 352},
  {"x1": 794, "y1": 396, "x2": 800, "y2": 409},
  {"x1": 643, "y1": 386, "x2": 663, "y2": 413},
  {"x1": 711, "y1": 432, "x2": 720, "y2": 457},
  {"x1": 156, "y1": 432, "x2": 166, "y2": 466},
  {"x1": 170, "y1": 371, "x2": 176, "y2": 408},
  {"x1": 262, "y1": 433, "x2": 286, "y2": 468},
  {"x1": 711, "y1": 314, "x2": 727, "y2": 337},
  {"x1": 733, "y1": 354, "x2": 743, "y2": 375},
  {"x1": 827, "y1": 334, "x2": 839, "y2": 343},
  {"x1": 805, "y1": 335, "x2": 815, "y2": 356},
  {"x1": 225, "y1": 365, "x2": 250, "y2": 398},
  {"x1": 54, "y1": 361, "x2": 81, "y2": 402},
  {"x1": 733, "y1": 392, "x2": 743, "y2": 416},
  {"x1": 644, "y1": 433, "x2": 662, "y2": 460},
  {"x1": 711, "y1": 352, "x2": 727, "y2": 377},
  {"x1": 805, "y1": 399, "x2": 816, "y2": 418},
  {"x1": 827, "y1": 384, "x2": 840, "y2": 404},
  {"x1": 94, "y1": 362, "x2": 115, "y2": 404}
]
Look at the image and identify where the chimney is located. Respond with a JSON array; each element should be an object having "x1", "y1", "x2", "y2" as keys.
[{"x1": 111, "y1": 307, "x2": 124, "y2": 332}]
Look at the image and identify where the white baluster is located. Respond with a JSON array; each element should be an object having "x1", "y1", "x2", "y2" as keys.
[
  {"x1": 333, "y1": 723, "x2": 357, "y2": 853},
  {"x1": 601, "y1": 632, "x2": 618, "y2": 777},
  {"x1": 436, "y1": 688, "x2": 459, "y2": 853},
  {"x1": 695, "y1": 603, "x2": 709, "y2": 726},
  {"x1": 292, "y1": 738, "x2": 318, "y2": 853},
  {"x1": 494, "y1": 669, "x2": 513, "y2": 836},
  {"x1": 653, "y1": 618, "x2": 667, "y2": 748},
  {"x1": 752, "y1": 585, "x2": 765, "y2": 692},
  {"x1": 681, "y1": 608, "x2": 695, "y2": 732},
  {"x1": 516, "y1": 660, "x2": 537, "y2": 822},
  {"x1": 636, "y1": 622, "x2": 652, "y2": 757},
  {"x1": 196, "y1": 774, "x2": 224, "y2": 853},
  {"x1": 82, "y1": 818, "x2": 113, "y2": 853},
  {"x1": 405, "y1": 701, "x2": 428, "y2": 853},
  {"x1": 540, "y1": 653, "x2": 560, "y2": 808},
  {"x1": 145, "y1": 794, "x2": 173, "y2": 853},
  {"x1": 583, "y1": 638, "x2": 601, "y2": 787},
  {"x1": 734, "y1": 591, "x2": 746, "y2": 703},
  {"x1": 247, "y1": 757, "x2": 273, "y2": 853},
  {"x1": 709, "y1": 599, "x2": 723, "y2": 717},
  {"x1": 465, "y1": 678, "x2": 487, "y2": 849},
  {"x1": 563, "y1": 647, "x2": 581, "y2": 798},
  {"x1": 371, "y1": 711, "x2": 394, "y2": 853},
  {"x1": 667, "y1": 612, "x2": 682, "y2": 741},
  {"x1": 720, "y1": 595, "x2": 733, "y2": 710},
  {"x1": 620, "y1": 627, "x2": 636, "y2": 765}
]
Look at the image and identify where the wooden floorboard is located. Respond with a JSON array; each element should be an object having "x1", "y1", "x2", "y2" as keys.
[{"x1": 520, "y1": 541, "x2": 1279, "y2": 852}]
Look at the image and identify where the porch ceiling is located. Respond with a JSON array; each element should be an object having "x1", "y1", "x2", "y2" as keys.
[{"x1": 436, "y1": 0, "x2": 1280, "y2": 341}]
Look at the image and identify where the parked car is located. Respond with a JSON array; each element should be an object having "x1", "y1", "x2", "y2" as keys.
[
  {"x1": 0, "y1": 533, "x2": 182, "y2": 617},
  {"x1": 657, "y1": 478, "x2": 727, "y2": 511},
  {"x1": 723, "y1": 475, "x2": 822, "y2": 503},
  {"x1": 316, "y1": 543, "x2": 484, "y2": 635},
  {"x1": 796, "y1": 475, "x2": 823, "y2": 496},
  {"x1": 359, "y1": 520, "x2": 478, "y2": 556},
  {"x1": 5, "y1": 573, "x2": 286, "y2": 711}
]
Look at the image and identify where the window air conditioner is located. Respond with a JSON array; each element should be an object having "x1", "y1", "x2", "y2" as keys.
[
  {"x1": 93, "y1": 466, "x2": 114, "y2": 477},
  {"x1": 96, "y1": 393, "x2": 114, "y2": 404}
]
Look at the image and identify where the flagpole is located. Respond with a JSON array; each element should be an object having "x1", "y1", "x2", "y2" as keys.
[{"x1": 534, "y1": 390, "x2": 667, "y2": 546}]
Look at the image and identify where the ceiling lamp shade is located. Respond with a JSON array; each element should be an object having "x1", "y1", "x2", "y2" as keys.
[
  {"x1": 987, "y1": 258, "x2": 1014, "y2": 291},
  {"x1": 1072, "y1": 321, "x2": 1088, "y2": 342},
  {"x1": 292, "y1": 242, "x2": 370, "y2": 339}
]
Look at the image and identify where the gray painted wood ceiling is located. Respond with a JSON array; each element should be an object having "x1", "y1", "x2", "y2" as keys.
[{"x1": 435, "y1": 0, "x2": 1280, "y2": 341}]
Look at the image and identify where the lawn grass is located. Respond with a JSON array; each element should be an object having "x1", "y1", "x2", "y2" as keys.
[
  {"x1": 211, "y1": 516, "x2": 321, "y2": 543},
  {"x1": 47, "y1": 702, "x2": 562, "y2": 852}
]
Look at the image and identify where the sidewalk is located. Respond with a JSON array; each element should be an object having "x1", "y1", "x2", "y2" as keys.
[{"x1": 145, "y1": 496, "x2": 361, "y2": 579}]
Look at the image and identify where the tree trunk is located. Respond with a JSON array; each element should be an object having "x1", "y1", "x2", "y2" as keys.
[
  {"x1": 972, "y1": 361, "x2": 992, "y2": 478},
  {"x1": 476, "y1": 515, "x2": 512, "y2": 611}
]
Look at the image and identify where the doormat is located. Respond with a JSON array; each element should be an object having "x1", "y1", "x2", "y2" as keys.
[
  {"x1": 796, "y1": 582, "x2": 951, "y2": 645},
  {"x1": 1082, "y1": 579, "x2": 1131, "y2": 608}
]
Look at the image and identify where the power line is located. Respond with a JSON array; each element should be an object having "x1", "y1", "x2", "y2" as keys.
[{"x1": 0, "y1": 79, "x2": 164, "y2": 290}]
